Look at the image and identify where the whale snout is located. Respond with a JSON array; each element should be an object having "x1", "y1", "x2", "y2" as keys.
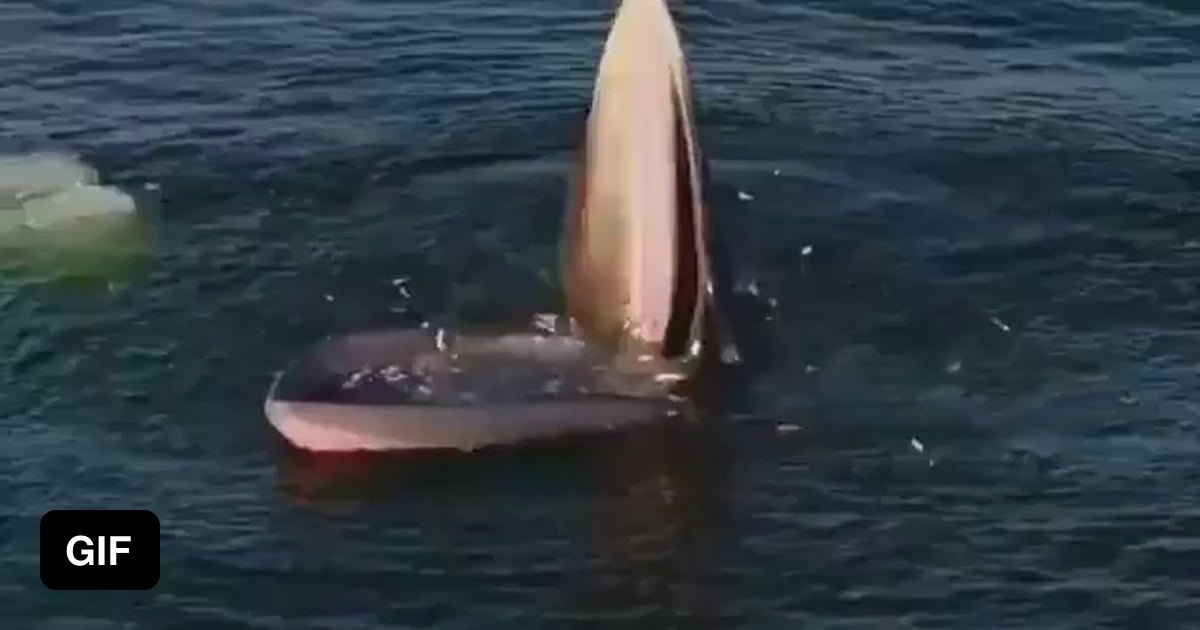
[{"x1": 562, "y1": 0, "x2": 714, "y2": 364}]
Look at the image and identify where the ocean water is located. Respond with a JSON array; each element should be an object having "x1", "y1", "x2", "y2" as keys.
[{"x1": 2, "y1": 0, "x2": 1199, "y2": 627}]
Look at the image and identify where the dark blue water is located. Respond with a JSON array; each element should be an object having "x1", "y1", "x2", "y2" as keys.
[{"x1": 2, "y1": 0, "x2": 1199, "y2": 627}]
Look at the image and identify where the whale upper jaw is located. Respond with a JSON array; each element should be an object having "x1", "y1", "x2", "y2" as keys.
[{"x1": 561, "y1": 0, "x2": 715, "y2": 364}]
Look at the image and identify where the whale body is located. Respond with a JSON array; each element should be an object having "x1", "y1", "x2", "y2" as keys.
[{"x1": 265, "y1": 0, "x2": 726, "y2": 452}]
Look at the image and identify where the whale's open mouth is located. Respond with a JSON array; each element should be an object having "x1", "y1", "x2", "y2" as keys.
[
  {"x1": 271, "y1": 329, "x2": 687, "y2": 407},
  {"x1": 265, "y1": 328, "x2": 689, "y2": 452},
  {"x1": 266, "y1": 0, "x2": 717, "y2": 452}
]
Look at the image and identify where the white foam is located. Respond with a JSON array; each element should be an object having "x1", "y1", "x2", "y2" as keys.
[
  {"x1": 0, "y1": 152, "x2": 98, "y2": 204},
  {"x1": 0, "y1": 152, "x2": 137, "y2": 231},
  {"x1": 19, "y1": 184, "x2": 136, "y2": 229}
]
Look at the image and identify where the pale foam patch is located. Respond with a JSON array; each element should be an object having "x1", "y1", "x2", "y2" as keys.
[
  {"x1": 19, "y1": 184, "x2": 137, "y2": 229},
  {"x1": 0, "y1": 152, "x2": 138, "y2": 230},
  {"x1": 0, "y1": 152, "x2": 98, "y2": 203}
]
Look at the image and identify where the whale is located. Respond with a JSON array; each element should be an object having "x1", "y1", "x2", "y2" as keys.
[{"x1": 265, "y1": 0, "x2": 736, "y2": 452}]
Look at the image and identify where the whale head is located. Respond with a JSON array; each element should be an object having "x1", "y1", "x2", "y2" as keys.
[{"x1": 561, "y1": 0, "x2": 714, "y2": 364}]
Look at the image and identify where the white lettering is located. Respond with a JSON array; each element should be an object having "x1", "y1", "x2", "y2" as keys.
[
  {"x1": 67, "y1": 535, "x2": 93, "y2": 566},
  {"x1": 109, "y1": 536, "x2": 131, "y2": 565},
  {"x1": 65, "y1": 535, "x2": 133, "y2": 566}
]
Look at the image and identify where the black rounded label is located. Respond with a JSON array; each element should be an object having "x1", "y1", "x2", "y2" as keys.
[{"x1": 40, "y1": 510, "x2": 160, "y2": 590}]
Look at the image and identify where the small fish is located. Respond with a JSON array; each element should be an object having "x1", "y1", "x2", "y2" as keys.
[
  {"x1": 381, "y1": 365, "x2": 408, "y2": 382},
  {"x1": 341, "y1": 368, "x2": 371, "y2": 389},
  {"x1": 654, "y1": 372, "x2": 686, "y2": 384},
  {"x1": 737, "y1": 190, "x2": 754, "y2": 201},
  {"x1": 532, "y1": 313, "x2": 558, "y2": 334},
  {"x1": 910, "y1": 437, "x2": 925, "y2": 453}
]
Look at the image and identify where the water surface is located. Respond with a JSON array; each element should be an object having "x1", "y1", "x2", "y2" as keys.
[{"x1": 2, "y1": 0, "x2": 1199, "y2": 627}]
